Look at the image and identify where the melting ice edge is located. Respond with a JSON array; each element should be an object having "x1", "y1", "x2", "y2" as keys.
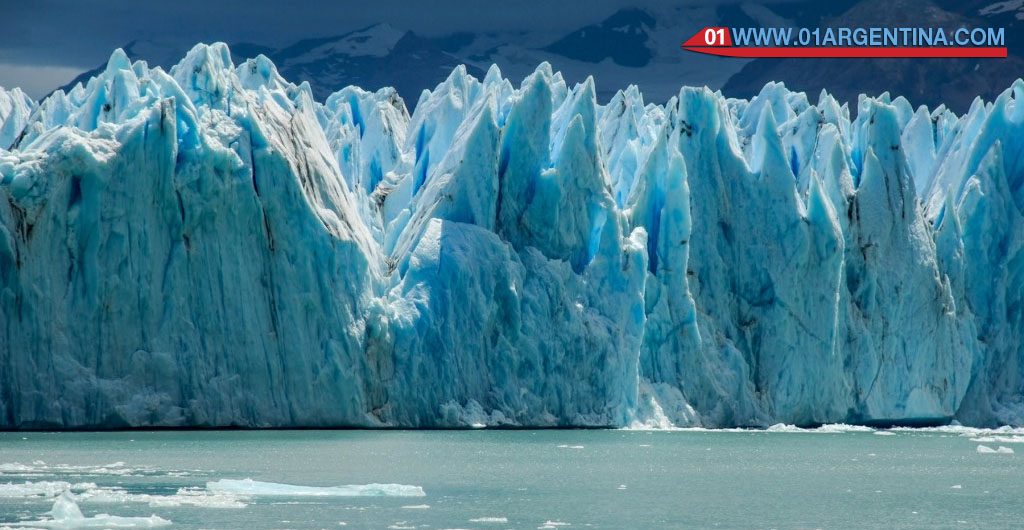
[{"x1": 1, "y1": 43, "x2": 1023, "y2": 429}]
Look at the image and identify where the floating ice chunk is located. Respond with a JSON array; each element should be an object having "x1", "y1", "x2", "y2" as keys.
[
  {"x1": 0, "y1": 479, "x2": 242, "y2": 509},
  {"x1": 81, "y1": 486, "x2": 247, "y2": 509},
  {"x1": 892, "y1": 426, "x2": 1024, "y2": 436},
  {"x1": 975, "y1": 444, "x2": 1013, "y2": 454},
  {"x1": 969, "y1": 435, "x2": 1024, "y2": 444},
  {"x1": 873, "y1": 431, "x2": 896, "y2": 436},
  {"x1": 206, "y1": 478, "x2": 425, "y2": 497},
  {"x1": 469, "y1": 517, "x2": 508, "y2": 523},
  {"x1": 556, "y1": 445, "x2": 584, "y2": 449},
  {"x1": 0, "y1": 481, "x2": 91, "y2": 498},
  {"x1": 951, "y1": 484, "x2": 962, "y2": 489},
  {"x1": 974, "y1": 446, "x2": 1015, "y2": 454},
  {"x1": 814, "y1": 424, "x2": 875, "y2": 433},
  {"x1": 8, "y1": 492, "x2": 171, "y2": 528},
  {"x1": 0, "y1": 462, "x2": 164, "y2": 478},
  {"x1": 766, "y1": 424, "x2": 874, "y2": 433},
  {"x1": 539, "y1": 522, "x2": 571, "y2": 529},
  {"x1": 400, "y1": 504, "x2": 430, "y2": 509}
]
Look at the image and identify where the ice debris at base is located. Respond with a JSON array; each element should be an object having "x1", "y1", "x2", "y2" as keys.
[
  {"x1": 7, "y1": 492, "x2": 171, "y2": 529},
  {"x1": 206, "y1": 479, "x2": 426, "y2": 497},
  {"x1": 3, "y1": 42, "x2": 1024, "y2": 429}
]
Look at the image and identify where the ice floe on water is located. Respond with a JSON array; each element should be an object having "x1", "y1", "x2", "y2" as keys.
[
  {"x1": 79, "y1": 487, "x2": 247, "y2": 509},
  {"x1": 6, "y1": 492, "x2": 171, "y2": 529},
  {"x1": 969, "y1": 435, "x2": 1024, "y2": 444},
  {"x1": 206, "y1": 478, "x2": 426, "y2": 497},
  {"x1": 888, "y1": 425, "x2": 1024, "y2": 436},
  {"x1": 0, "y1": 462, "x2": 194, "y2": 479},
  {"x1": 976, "y1": 445, "x2": 1015, "y2": 454},
  {"x1": 469, "y1": 517, "x2": 508, "y2": 523},
  {"x1": 400, "y1": 504, "x2": 430, "y2": 509},
  {"x1": 556, "y1": 445, "x2": 585, "y2": 449},
  {"x1": 0, "y1": 482, "x2": 95, "y2": 499},
  {"x1": 629, "y1": 423, "x2": 885, "y2": 433},
  {"x1": 766, "y1": 423, "x2": 876, "y2": 433},
  {"x1": 628, "y1": 423, "x2": 1024, "y2": 436},
  {"x1": 0, "y1": 480, "x2": 246, "y2": 509}
]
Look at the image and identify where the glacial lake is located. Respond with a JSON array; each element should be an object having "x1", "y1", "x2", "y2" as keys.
[{"x1": 0, "y1": 427, "x2": 1021, "y2": 529}]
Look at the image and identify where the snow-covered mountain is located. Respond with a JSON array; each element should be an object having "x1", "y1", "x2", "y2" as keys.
[
  {"x1": 723, "y1": 0, "x2": 1024, "y2": 113},
  {"x1": 2, "y1": 43, "x2": 1023, "y2": 429},
  {"x1": 55, "y1": 6, "x2": 753, "y2": 107}
]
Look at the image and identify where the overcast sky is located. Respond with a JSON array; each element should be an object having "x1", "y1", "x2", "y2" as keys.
[{"x1": 1, "y1": 0, "x2": 744, "y2": 97}]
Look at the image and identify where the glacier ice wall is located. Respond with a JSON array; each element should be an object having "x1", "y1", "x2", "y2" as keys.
[{"x1": 0, "y1": 43, "x2": 1022, "y2": 428}]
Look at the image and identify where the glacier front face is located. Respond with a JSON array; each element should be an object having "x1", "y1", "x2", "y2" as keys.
[{"x1": 0, "y1": 43, "x2": 1022, "y2": 429}]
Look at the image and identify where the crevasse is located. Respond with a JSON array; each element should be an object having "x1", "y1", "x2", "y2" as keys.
[{"x1": 1, "y1": 43, "x2": 1022, "y2": 429}]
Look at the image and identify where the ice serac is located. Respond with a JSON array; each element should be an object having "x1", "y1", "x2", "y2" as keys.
[
  {"x1": 0, "y1": 45, "x2": 382, "y2": 427},
  {"x1": 0, "y1": 87, "x2": 35, "y2": 149},
  {"x1": 1, "y1": 42, "x2": 1024, "y2": 429}
]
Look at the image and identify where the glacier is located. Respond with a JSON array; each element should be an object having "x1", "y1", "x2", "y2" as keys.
[{"x1": 0, "y1": 43, "x2": 1023, "y2": 429}]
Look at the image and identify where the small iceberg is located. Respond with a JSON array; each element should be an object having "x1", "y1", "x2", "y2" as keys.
[
  {"x1": 8, "y1": 492, "x2": 171, "y2": 528},
  {"x1": 976, "y1": 445, "x2": 1014, "y2": 454},
  {"x1": 206, "y1": 478, "x2": 425, "y2": 497}
]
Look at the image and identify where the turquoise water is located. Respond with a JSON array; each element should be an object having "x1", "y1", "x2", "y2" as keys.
[{"x1": 0, "y1": 428, "x2": 1021, "y2": 529}]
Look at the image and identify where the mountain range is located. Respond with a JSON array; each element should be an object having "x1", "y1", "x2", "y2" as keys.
[{"x1": 45, "y1": 1, "x2": 1024, "y2": 114}]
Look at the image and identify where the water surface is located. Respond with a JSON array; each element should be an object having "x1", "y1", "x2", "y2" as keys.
[{"x1": 0, "y1": 428, "x2": 1020, "y2": 528}]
